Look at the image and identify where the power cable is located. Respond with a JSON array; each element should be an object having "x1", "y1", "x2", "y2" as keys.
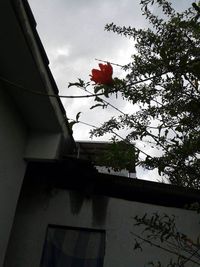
[{"x1": 0, "y1": 75, "x2": 103, "y2": 99}]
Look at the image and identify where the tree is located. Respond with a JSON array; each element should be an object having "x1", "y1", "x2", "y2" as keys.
[
  {"x1": 71, "y1": 0, "x2": 200, "y2": 188},
  {"x1": 133, "y1": 211, "x2": 200, "y2": 267},
  {"x1": 67, "y1": 2, "x2": 200, "y2": 265}
]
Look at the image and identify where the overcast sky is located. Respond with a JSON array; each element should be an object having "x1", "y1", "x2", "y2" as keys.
[{"x1": 28, "y1": 0, "x2": 194, "y2": 181}]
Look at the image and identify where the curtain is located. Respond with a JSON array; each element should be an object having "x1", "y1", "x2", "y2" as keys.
[{"x1": 40, "y1": 227, "x2": 105, "y2": 267}]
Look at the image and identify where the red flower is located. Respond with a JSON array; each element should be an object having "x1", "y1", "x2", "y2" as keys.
[{"x1": 90, "y1": 63, "x2": 113, "y2": 85}]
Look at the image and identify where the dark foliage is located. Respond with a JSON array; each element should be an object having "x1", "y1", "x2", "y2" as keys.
[{"x1": 89, "y1": 0, "x2": 200, "y2": 188}]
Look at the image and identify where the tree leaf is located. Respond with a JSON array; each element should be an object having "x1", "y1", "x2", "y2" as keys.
[{"x1": 76, "y1": 112, "x2": 81, "y2": 122}]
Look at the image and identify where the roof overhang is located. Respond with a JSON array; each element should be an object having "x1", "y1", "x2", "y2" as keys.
[
  {"x1": 25, "y1": 159, "x2": 200, "y2": 209},
  {"x1": 0, "y1": 0, "x2": 74, "y2": 149}
]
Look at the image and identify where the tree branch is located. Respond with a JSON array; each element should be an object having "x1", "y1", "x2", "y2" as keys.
[{"x1": 131, "y1": 232, "x2": 200, "y2": 266}]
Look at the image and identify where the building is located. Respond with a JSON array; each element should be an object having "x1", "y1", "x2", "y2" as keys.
[
  {"x1": 1, "y1": 1, "x2": 200, "y2": 267},
  {"x1": 0, "y1": 0, "x2": 74, "y2": 265},
  {"x1": 4, "y1": 160, "x2": 200, "y2": 267},
  {"x1": 75, "y1": 141, "x2": 136, "y2": 178}
]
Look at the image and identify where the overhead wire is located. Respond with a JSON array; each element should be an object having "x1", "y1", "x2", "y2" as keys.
[
  {"x1": 68, "y1": 117, "x2": 152, "y2": 159},
  {"x1": 0, "y1": 73, "x2": 162, "y2": 159},
  {"x1": 0, "y1": 75, "x2": 104, "y2": 99}
]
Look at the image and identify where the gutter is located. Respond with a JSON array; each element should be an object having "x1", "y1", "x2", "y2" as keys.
[{"x1": 10, "y1": 0, "x2": 75, "y2": 152}]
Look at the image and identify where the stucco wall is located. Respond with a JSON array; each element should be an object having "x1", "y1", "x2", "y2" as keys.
[
  {"x1": 0, "y1": 87, "x2": 27, "y2": 267},
  {"x1": 4, "y1": 177, "x2": 200, "y2": 267}
]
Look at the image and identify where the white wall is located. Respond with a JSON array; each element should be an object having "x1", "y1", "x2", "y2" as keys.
[
  {"x1": 24, "y1": 132, "x2": 63, "y2": 160},
  {"x1": 4, "y1": 179, "x2": 200, "y2": 267},
  {"x1": 0, "y1": 87, "x2": 27, "y2": 267}
]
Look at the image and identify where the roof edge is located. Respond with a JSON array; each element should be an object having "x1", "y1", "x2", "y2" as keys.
[
  {"x1": 10, "y1": 0, "x2": 75, "y2": 148},
  {"x1": 25, "y1": 159, "x2": 200, "y2": 209}
]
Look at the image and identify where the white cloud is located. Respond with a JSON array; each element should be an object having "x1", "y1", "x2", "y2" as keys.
[{"x1": 28, "y1": 0, "x2": 194, "y2": 181}]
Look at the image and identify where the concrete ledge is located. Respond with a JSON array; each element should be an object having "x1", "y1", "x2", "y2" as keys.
[{"x1": 25, "y1": 159, "x2": 200, "y2": 209}]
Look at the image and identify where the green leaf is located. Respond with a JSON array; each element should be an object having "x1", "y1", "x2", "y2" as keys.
[
  {"x1": 90, "y1": 104, "x2": 105, "y2": 110},
  {"x1": 76, "y1": 112, "x2": 81, "y2": 122},
  {"x1": 68, "y1": 79, "x2": 85, "y2": 88},
  {"x1": 134, "y1": 241, "x2": 142, "y2": 251},
  {"x1": 94, "y1": 96, "x2": 104, "y2": 103},
  {"x1": 68, "y1": 121, "x2": 77, "y2": 134},
  {"x1": 94, "y1": 85, "x2": 104, "y2": 94}
]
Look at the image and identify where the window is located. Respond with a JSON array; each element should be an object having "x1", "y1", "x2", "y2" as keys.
[{"x1": 40, "y1": 226, "x2": 105, "y2": 267}]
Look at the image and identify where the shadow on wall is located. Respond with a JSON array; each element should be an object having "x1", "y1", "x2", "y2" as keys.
[
  {"x1": 92, "y1": 195, "x2": 109, "y2": 226},
  {"x1": 69, "y1": 191, "x2": 109, "y2": 226}
]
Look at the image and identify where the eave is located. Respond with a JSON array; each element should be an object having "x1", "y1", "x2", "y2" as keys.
[
  {"x1": 25, "y1": 159, "x2": 200, "y2": 209},
  {"x1": 0, "y1": 0, "x2": 74, "y2": 150}
]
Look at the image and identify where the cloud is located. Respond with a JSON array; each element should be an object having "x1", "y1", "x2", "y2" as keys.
[
  {"x1": 28, "y1": 0, "x2": 145, "y2": 142},
  {"x1": 28, "y1": 0, "x2": 194, "y2": 180}
]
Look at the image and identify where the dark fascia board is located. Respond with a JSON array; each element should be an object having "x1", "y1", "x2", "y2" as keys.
[
  {"x1": 20, "y1": 0, "x2": 65, "y2": 115},
  {"x1": 25, "y1": 159, "x2": 200, "y2": 209},
  {"x1": 10, "y1": 0, "x2": 73, "y2": 137}
]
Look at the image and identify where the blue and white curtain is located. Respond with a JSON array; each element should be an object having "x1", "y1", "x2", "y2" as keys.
[{"x1": 40, "y1": 227, "x2": 105, "y2": 267}]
